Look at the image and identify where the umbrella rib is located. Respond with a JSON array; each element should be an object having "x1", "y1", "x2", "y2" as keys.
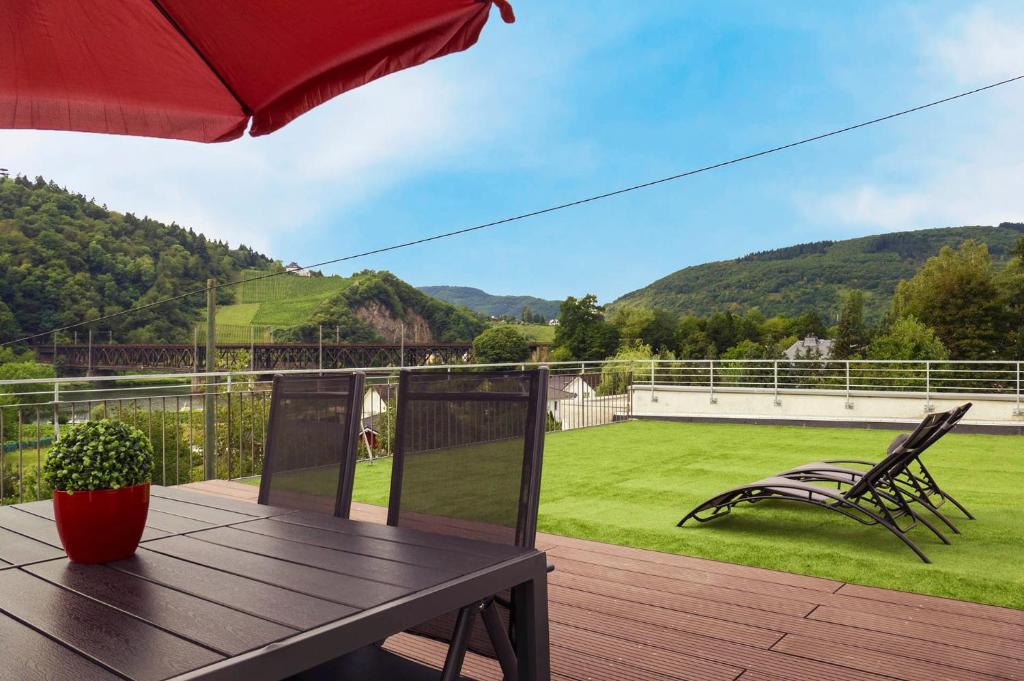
[{"x1": 148, "y1": 0, "x2": 254, "y2": 117}]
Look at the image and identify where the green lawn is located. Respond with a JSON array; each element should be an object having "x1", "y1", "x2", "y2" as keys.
[
  {"x1": 249, "y1": 420, "x2": 1024, "y2": 609},
  {"x1": 213, "y1": 303, "x2": 261, "y2": 326},
  {"x1": 514, "y1": 323, "x2": 556, "y2": 343}
]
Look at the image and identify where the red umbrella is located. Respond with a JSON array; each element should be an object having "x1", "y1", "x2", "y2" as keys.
[{"x1": 0, "y1": 0, "x2": 514, "y2": 143}]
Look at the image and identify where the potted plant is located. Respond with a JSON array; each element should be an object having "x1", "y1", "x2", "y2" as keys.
[{"x1": 42, "y1": 419, "x2": 154, "y2": 563}]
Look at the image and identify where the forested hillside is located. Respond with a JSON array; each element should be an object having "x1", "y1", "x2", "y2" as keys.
[
  {"x1": 0, "y1": 177, "x2": 486, "y2": 346},
  {"x1": 419, "y1": 285, "x2": 561, "y2": 320},
  {"x1": 280, "y1": 271, "x2": 486, "y2": 343},
  {"x1": 0, "y1": 176, "x2": 269, "y2": 343},
  {"x1": 615, "y1": 224, "x2": 1024, "y2": 319}
]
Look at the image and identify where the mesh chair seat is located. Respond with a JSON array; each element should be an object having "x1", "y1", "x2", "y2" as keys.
[
  {"x1": 387, "y1": 368, "x2": 549, "y2": 670},
  {"x1": 258, "y1": 373, "x2": 365, "y2": 517}
]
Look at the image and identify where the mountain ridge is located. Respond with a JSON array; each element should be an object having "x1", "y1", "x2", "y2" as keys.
[
  {"x1": 418, "y1": 285, "x2": 561, "y2": 320},
  {"x1": 614, "y1": 223, "x2": 1024, "y2": 319}
]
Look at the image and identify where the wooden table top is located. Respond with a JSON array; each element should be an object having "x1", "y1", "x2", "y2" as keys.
[{"x1": 0, "y1": 486, "x2": 545, "y2": 681}]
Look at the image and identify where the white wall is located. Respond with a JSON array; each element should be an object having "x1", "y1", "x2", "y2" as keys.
[
  {"x1": 552, "y1": 394, "x2": 629, "y2": 430},
  {"x1": 631, "y1": 385, "x2": 1024, "y2": 427}
]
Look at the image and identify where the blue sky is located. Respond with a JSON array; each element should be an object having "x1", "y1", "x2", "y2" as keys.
[{"x1": 3, "y1": 1, "x2": 1023, "y2": 302}]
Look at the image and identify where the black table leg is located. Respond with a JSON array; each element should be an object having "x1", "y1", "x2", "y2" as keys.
[{"x1": 512, "y1": 559, "x2": 550, "y2": 681}]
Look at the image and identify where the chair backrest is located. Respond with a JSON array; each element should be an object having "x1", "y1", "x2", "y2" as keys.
[
  {"x1": 846, "y1": 404, "x2": 969, "y2": 499},
  {"x1": 386, "y1": 367, "x2": 548, "y2": 662},
  {"x1": 387, "y1": 367, "x2": 548, "y2": 548},
  {"x1": 258, "y1": 372, "x2": 366, "y2": 517}
]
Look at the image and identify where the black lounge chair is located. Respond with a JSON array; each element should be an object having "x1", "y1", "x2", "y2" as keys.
[
  {"x1": 258, "y1": 372, "x2": 366, "y2": 516},
  {"x1": 678, "y1": 410, "x2": 955, "y2": 563},
  {"x1": 779, "y1": 403, "x2": 973, "y2": 534},
  {"x1": 303, "y1": 367, "x2": 550, "y2": 681}
]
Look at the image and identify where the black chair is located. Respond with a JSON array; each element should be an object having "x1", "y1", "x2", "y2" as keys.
[
  {"x1": 679, "y1": 408, "x2": 956, "y2": 562},
  {"x1": 258, "y1": 372, "x2": 366, "y2": 517},
  {"x1": 779, "y1": 403, "x2": 973, "y2": 533},
  {"x1": 307, "y1": 367, "x2": 549, "y2": 681}
]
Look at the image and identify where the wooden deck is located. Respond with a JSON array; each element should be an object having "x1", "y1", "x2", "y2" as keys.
[{"x1": 184, "y1": 480, "x2": 1024, "y2": 681}]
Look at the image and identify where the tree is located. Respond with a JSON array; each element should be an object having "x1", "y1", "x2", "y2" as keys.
[
  {"x1": 674, "y1": 315, "x2": 716, "y2": 359},
  {"x1": 521, "y1": 305, "x2": 532, "y2": 323},
  {"x1": 832, "y1": 290, "x2": 869, "y2": 359},
  {"x1": 597, "y1": 341, "x2": 664, "y2": 395},
  {"x1": 892, "y1": 241, "x2": 1009, "y2": 359},
  {"x1": 552, "y1": 295, "x2": 619, "y2": 361},
  {"x1": 608, "y1": 306, "x2": 652, "y2": 346},
  {"x1": 867, "y1": 316, "x2": 949, "y2": 361},
  {"x1": 0, "y1": 300, "x2": 20, "y2": 340},
  {"x1": 608, "y1": 306, "x2": 676, "y2": 351},
  {"x1": 999, "y1": 236, "x2": 1024, "y2": 359},
  {"x1": 472, "y1": 325, "x2": 531, "y2": 364},
  {"x1": 786, "y1": 311, "x2": 826, "y2": 339}
]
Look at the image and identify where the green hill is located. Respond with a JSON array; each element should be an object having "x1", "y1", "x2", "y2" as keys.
[
  {"x1": 614, "y1": 223, "x2": 1024, "y2": 319},
  {"x1": 276, "y1": 271, "x2": 486, "y2": 343},
  {"x1": 214, "y1": 270, "x2": 352, "y2": 328},
  {"x1": 211, "y1": 271, "x2": 486, "y2": 343},
  {"x1": 0, "y1": 177, "x2": 484, "y2": 346},
  {"x1": 0, "y1": 176, "x2": 270, "y2": 343},
  {"x1": 419, "y1": 285, "x2": 561, "y2": 320}
]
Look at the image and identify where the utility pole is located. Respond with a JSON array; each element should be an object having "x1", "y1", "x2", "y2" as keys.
[{"x1": 204, "y1": 278, "x2": 216, "y2": 480}]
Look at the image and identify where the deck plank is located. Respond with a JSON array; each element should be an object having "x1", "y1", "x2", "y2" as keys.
[
  {"x1": 772, "y1": 634, "x2": 1010, "y2": 681},
  {"x1": 177, "y1": 481, "x2": 1023, "y2": 681}
]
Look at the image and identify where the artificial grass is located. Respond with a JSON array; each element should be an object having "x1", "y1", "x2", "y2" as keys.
[{"x1": 248, "y1": 420, "x2": 1024, "y2": 609}]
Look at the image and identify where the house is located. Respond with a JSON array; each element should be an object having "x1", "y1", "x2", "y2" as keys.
[
  {"x1": 286, "y1": 261, "x2": 312, "y2": 277},
  {"x1": 546, "y1": 384, "x2": 575, "y2": 426},
  {"x1": 360, "y1": 384, "x2": 394, "y2": 455},
  {"x1": 549, "y1": 373, "x2": 600, "y2": 402},
  {"x1": 784, "y1": 336, "x2": 833, "y2": 360},
  {"x1": 362, "y1": 384, "x2": 393, "y2": 418},
  {"x1": 548, "y1": 319, "x2": 559, "y2": 326}
]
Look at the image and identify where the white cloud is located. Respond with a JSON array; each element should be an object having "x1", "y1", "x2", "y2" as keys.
[
  {"x1": 808, "y1": 5, "x2": 1024, "y2": 231},
  {"x1": 0, "y1": 59, "x2": 503, "y2": 254}
]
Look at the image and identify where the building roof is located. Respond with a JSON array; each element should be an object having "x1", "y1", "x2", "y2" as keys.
[
  {"x1": 784, "y1": 336, "x2": 833, "y2": 360},
  {"x1": 547, "y1": 386, "x2": 576, "y2": 401}
]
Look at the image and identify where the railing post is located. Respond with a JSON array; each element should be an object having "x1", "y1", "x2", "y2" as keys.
[
  {"x1": 52, "y1": 382, "x2": 60, "y2": 442},
  {"x1": 318, "y1": 324, "x2": 323, "y2": 371},
  {"x1": 204, "y1": 278, "x2": 217, "y2": 481},
  {"x1": 773, "y1": 361, "x2": 781, "y2": 406},
  {"x1": 87, "y1": 329, "x2": 93, "y2": 376},
  {"x1": 1015, "y1": 362, "x2": 1023, "y2": 416},
  {"x1": 844, "y1": 361, "x2": 853, "y2": 409},
  {"x1": 650, "y1": 359, "x2": 656, "y2": 402},
  {"x1": 709, "y1": 360, "x2": 717, "y2": 404},
  {"x1": 924, "y1": 361, "x2": 934, "y2": 413}
]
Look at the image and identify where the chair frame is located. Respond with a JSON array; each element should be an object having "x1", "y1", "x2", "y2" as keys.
[
  {"x1": 257, "y1": 371, "x2": 366, "y2": 518},
  {"x1": 780, "y1": 403, "x2": 973, "y2": 533},
  {"x1": 386, "y1": 367, "x2": 549, "y2": 681},
  {"x1": 678, "y1": 410, "x2": 954, "y2": 563}
]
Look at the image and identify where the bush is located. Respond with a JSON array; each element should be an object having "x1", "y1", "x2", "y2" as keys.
[
  {"x1": 472, "y1": 325, "x2": 531, "y2": 364},
  {"x1": 43, "y1": 419, "x2": 154, "y2": 493}
]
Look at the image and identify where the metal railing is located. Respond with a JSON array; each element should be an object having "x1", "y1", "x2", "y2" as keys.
[
  {"x1": 639, "y1": 359, "x2": 1023, "y2": 404},
  {"x1": 3, "y1": 358, "x2": 1021, "y2": 505},
  {"x1": 0, "y1": 361, "x2": 630, "y2": 505}
]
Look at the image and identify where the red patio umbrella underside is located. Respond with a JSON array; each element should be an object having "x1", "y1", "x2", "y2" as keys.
[{"x1": 0, "y1": 0, "x2": 513, "y2": 143}]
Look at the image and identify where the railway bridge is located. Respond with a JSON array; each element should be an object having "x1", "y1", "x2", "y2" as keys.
[{"x1": 34, "y1": 342, "x2": 486, "y2": 373}]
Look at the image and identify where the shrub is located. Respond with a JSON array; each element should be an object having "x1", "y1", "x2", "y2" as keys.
[
  {"x1": 43, "y1": 419, "x2": 154, "y2": 493},
  {"x1": 472, "y1": 325, "x2": 531, "y2": 364}
]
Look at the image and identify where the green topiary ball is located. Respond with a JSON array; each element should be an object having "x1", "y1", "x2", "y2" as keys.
[{"x1": 43, "y1": 419, "x2": 154, "y2": 493}]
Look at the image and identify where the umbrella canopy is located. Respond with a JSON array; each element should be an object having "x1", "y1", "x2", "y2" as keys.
[{"x1": 0, "y1": 0, "x2": 514, "y2": 143}]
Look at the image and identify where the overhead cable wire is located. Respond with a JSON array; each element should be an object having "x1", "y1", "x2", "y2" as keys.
[{"x1": 4, "y1": 72, "x2": 1023, "y2": 348}]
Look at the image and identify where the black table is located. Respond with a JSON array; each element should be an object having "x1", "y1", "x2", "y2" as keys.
[{"x1": 0, "y1": 486, "x2": 550, "y2": 681}]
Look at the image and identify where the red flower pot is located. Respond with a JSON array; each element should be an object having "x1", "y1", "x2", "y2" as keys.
[{"x1": 52, "y1": 483, "x2": 150, "y2": 563}]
